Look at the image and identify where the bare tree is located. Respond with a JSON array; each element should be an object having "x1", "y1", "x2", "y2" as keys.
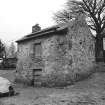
[
  {"x1": 54, "y1": 10, "x2": 73, "y2": 23},
  {"x1": 0, "y1": 40, "x2": 6, "y2": 60},
  {"x1": 54, "y1": 0, "x2": 105, "y2": 62},
  {"x1": 8, "y1": 42, "x2": 16, "y2": 58}
]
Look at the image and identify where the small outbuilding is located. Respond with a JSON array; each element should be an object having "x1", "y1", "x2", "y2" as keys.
[{"x1": 16, "y1": 14, "x2": 95, "y2": 86}]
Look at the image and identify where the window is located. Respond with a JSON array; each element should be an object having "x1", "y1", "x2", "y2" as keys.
[{"x1": 33, "y1": 43, "x2": 42, "y2": 57}]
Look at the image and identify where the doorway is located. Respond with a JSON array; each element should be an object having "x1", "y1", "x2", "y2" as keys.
[{"x1": 32, "y1": 69, "x2": 42, "y2": 86}]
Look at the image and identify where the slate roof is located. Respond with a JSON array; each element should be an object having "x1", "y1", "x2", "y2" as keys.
[{"x1": 16, "y1": 24, "x2": 68, "y2": 43}]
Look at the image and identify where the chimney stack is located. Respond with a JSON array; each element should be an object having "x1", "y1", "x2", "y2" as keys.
[{"x1": 32, "y1": 24, "x2": 41, "y2": 33}]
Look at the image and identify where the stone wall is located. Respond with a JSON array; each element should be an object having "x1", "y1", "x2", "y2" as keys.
[
  {"x1": 16, "y1": 15, "x2": 95, "y2": 86},
  {"x1": 41, "y1": 16, "x2": 95, "y2": 86},
  {"x1": 16, "y1": 38, "x2": 44, "y2": 84}
]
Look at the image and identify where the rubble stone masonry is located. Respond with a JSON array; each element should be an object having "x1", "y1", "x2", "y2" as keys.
[{"x1": 16, "y1": 15, "x2": 95, "y2": 86}]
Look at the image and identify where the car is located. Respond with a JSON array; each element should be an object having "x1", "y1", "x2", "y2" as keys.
[{"x1": 0, "y1": 77, "x2": 15, "y2": 97}]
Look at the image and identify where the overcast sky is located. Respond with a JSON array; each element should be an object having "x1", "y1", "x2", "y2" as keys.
[{"x1": 0, "y1": 0, "x2": 66, "y2": 44}]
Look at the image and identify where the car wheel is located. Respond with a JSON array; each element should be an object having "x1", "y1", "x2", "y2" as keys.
[{"x1": 9, "y1": 86, "x2": 14, "y2": 96}]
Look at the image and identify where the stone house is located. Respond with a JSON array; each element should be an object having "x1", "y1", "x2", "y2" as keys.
[{"x1": 16, "y1": 15, "x2": 95, "y2": 86}]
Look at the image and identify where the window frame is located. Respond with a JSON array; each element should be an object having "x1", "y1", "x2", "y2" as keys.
[{"x1": 33, "y1": 42, "x2": 42, "y2": 57}]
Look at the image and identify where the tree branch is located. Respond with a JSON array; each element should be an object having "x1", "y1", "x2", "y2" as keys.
[{"x1": 88, "y1": 25, "x2": 96, "y2": 30}]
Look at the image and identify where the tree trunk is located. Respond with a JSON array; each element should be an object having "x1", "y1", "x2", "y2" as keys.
[{"x1": 95, "y1": 34, "x2": 103, "y2": 62}]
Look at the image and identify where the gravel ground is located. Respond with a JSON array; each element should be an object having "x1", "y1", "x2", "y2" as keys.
[
  {"x1": 1, "y1": 84, "x2": 105, "y2": 105},
  {"x1": 1, "y1": 70, "x2": 105, "y2": 105}
]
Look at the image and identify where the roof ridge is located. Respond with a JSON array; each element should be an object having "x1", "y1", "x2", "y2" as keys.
[{"x1": 16, "y1": 23, "x2": 68, "y2": 43}]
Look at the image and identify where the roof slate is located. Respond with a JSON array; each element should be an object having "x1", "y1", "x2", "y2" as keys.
[{"x1": 16, "y1": 23, "x2": 68, "y2": 43}]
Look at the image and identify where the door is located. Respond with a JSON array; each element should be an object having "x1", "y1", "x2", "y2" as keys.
[{"x1": 32, "y1": 69, "x2": 42, "y2": 86}]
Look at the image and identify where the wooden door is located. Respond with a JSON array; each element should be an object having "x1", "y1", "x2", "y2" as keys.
[{"x1": 32, "y1": 69, "x2": 42, "y2": 86}]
